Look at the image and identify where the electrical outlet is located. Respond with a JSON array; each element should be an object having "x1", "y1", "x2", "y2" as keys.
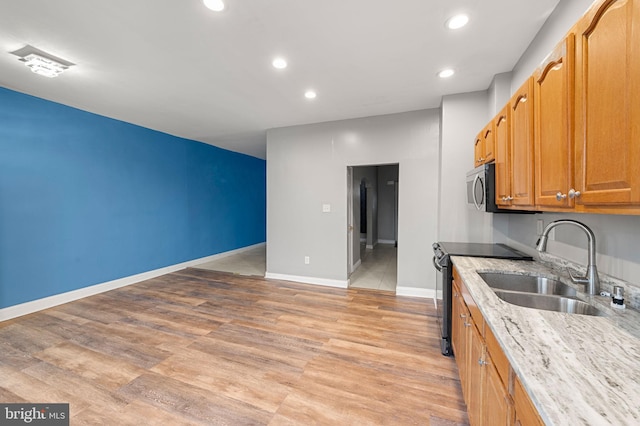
[{"x1": 304, "y1": 256, "x2": 310, "y2": 265}]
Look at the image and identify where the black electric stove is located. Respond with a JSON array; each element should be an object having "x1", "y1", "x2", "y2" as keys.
[{"x1": 432, "y1": 242, "x2": 533, "y2": 356}]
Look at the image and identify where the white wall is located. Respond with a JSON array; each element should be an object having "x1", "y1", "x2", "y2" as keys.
[
  {"x1": 438, "y1": 91, "x2": 494, "y2": 243},
  {"x1": 267, "y1": 110, "x2": 439, "y2": 291}
]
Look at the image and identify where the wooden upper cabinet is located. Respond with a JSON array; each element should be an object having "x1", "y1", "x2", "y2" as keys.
[
  {"x1": 574, "y1": 0, "x2": 640, "y2": 207},
  {"x1": 534, "y1": 35, "x2": 575, "y2": 209},
  {"x1": 483, "y1": 123, "x2": 495, "y2": 163},
  {"x1": 510, "y1": 77, "x2": 535, "y2": 207},
  {"x1": 474, "y1": 133, "x2": 485, "y2": 167},
  {"x1": 474, "y1": 123, "x2": 495, "y2": 167},
  {"x1": 494, "y1": 105, "x2": 512, "y2": 207}
]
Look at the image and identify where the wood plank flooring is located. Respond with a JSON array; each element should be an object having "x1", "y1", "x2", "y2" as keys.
[{"x1": 0, "y1": 268, "x2": 469, "y2": 425}]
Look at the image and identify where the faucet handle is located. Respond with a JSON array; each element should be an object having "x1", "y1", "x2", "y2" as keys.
[{"x1": 567, "y1": 267, "x2": 589, "y2": 285}]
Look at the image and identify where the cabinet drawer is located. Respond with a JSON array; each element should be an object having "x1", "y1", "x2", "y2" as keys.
[{"x1": 459, "y1": 280, "x2": 485, "y2": 335}]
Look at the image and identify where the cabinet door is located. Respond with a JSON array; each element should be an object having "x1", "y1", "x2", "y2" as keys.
[
  {"x1": 534, "y1": 35, "x2": 575, "y2": 209},
  {"x1": 467, "y1": 323, "x2": 485, "y2": 426},
  {"x1": 574, "y1": 0, "x2": 640, "y2": 206},
  {"x1": 451, "y1": 283, "x2": 469, "y2": 395},
  {"x1": 510, "y1": 77, "x2": 535, "y2": 207},
  {"x1": 482, "y1": 354, "x2": 513, "y2": 426},
  {"x1": 513, "y1": 375, "x2": 544, "y2": 426},
  {"x1": 474, "y1": 133, "x2": 485, "y2": 166},
  {"x1": 494, "y1": 105, "x2": 512, "y2": 207},
  {"x1": 483, "y1": 123, "x2": 495, "y2": 163}
]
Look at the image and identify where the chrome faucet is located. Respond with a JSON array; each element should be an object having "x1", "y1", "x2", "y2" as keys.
[{"x1": 536, "y1": 219, "x2": 600, "y2": 295}]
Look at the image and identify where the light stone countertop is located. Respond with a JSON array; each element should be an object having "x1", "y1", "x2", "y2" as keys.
[{"x1": 451, "y1": 256, "x2": 640, "y2": 426}]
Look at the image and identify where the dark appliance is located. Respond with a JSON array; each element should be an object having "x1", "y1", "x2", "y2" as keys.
[{"x1": 432, "y1": 242, "x2": 533, "y2": 356}]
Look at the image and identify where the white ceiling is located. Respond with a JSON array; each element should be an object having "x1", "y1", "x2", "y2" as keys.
[{"x1": 0, "y1": 0, "x2": 560, "y2": 159}]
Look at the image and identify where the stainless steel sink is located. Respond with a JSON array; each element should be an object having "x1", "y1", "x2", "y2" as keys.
[
  {"x1": 493, "y1": 291, "x2": 606, "y2": 316},
  {"x1": 478, "y1": 272, "x2": 577, "y2": 297}
]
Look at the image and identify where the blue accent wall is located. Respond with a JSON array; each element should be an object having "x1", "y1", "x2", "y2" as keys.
[{"x1": 0, "y1": 87, "x2": 266, "y2": 309}]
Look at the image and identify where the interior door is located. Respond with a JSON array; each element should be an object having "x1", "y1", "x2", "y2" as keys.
[{"x1": 347, "y1": 166, "x2": 354, "y2": 275}]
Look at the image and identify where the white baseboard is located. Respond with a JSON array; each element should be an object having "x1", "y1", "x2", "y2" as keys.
[
  {"x1": 191, "y1": 242, "x2": 265, "y2": 264},
  {"x1": 350, "y1": 258, "x2": 362, "y2": 274},
  {"x1": 395, "y1": 286, "x2": 436, "y2": 298},
  {"x1": 366, "y1": 244, "x2": 374, "y2": 250},
  {"x1": 0, "y1": 242, "x2": 266, "y2": 322},
  {"x1": 378, "y1": 239, "x2": 395, "y2": 245},
  {"x1": 265, "y1": 272, "x2": 349, "y2": 289}
]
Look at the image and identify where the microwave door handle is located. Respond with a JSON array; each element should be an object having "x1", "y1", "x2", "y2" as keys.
[
  {"x1": 432, "y1": 256, "x2": 443, "y2": 272},
  {"x1": 472, "y1": 174, "x2": 483, "y2": 210}
]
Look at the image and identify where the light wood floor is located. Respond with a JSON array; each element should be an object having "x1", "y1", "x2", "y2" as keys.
[{"x1": 0, "y1": 268, "x2": 469, "y2": 425}]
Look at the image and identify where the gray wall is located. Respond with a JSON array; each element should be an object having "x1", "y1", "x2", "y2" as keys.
[
  {"x1": 502, "y1": 0, "x2": 640, "y2": 286},
  {"x1": 377, "y1": 165, "x2": 399, "y2": 242},
  {"x1": 267, "y1": 109, "x2": 439, "y2": 290},
  {"x1": 438, "y1": 91, "x2": 494, "y2": 243},
  {"x1": 487, "y1": 72, "x2": 513, "y2": 117},
  {"x1": 511, "y1": 0, "x2": 597, "y2": 91}
]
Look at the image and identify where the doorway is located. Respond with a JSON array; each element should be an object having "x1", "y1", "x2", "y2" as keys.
[{"x1": 348, "y1": 164, "x2": 399, "y2": 291}]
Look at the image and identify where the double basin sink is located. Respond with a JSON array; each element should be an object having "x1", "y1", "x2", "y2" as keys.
[{"x1": 478, "y1": 272, "x2": 605, "y2": 316}]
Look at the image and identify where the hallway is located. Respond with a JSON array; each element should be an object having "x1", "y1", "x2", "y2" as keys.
[{"x1": 349, "y1": 244, "x2": 397, "y2": 292}]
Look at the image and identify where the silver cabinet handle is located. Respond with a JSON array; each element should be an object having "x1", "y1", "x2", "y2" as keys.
[
  {"x1": 464, "y1": 322, "x2": 471, "y2": 327},
  {"x1": 556, "y1": 192, "x2": 567, "y2": 201},
  {"x1": 478, "y1": 358, "x2": 488, "y2": 366},
  {"x1": 569, "y1": 188, "x2": 581, "y2": 199},
  {"x1": 505, "y1": 196, "x2": 513, "y2": 201},
  {"x1": 459, "y1": 314, "x2": 467, "y2": 318}
]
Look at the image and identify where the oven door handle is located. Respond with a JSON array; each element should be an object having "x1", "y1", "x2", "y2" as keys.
[{"x1": 432, "y1": 256, "x2": 443, "y2": 272}]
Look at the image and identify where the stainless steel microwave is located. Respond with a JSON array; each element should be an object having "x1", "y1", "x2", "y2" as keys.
[
  {"x1": 466, "y1": 163, "x2": 503, "y2": 213},
  {"x1": 466, "y1": 163, "x2": 535, "y2": 213}
]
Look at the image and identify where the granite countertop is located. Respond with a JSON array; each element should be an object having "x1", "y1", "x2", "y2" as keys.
[{"x1": 451, "y1": 256, "x2": 640, "y2": 426}]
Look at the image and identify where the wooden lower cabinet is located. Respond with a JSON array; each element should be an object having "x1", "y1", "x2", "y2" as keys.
[
  {"x1": 514, "y1": 376, "x2": 545, "y2": 426},
  {"x1": 467, "y1": 323, "x2": 485, "y2": 426},
  {"x1": 483, "y1": 355, "x2": 514, "y2": 425},
  {"x1": 452, "y1": 266, "x2": 542, "y2": 426}
]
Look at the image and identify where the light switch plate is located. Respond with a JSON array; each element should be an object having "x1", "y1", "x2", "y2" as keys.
[{"x1": 322, "y1": 204, "x2": 331, "y2": 213}]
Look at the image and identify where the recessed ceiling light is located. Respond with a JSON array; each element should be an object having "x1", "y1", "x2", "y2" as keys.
[
  {"x1": 304, "y1": 90, "x2": 317, "y2": 99},
  {"x1": 272, "y1": 57, "x2": 287, "y2": 69},
  {"x1": 22, "y1": 54, "x2": 67, "y2": 78},
  {"x1": 203, "y1": 0, "x2": 225, "y2": 12},
  {"x1": 446, "y1": 14, "x2": 469, "y2": 30},
  {"x1": 10, "y1": 45, "x2": 74, "y2": 78},
  {"x1": 438, "y1": 69, "x2": 455, "y2": 78}
]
